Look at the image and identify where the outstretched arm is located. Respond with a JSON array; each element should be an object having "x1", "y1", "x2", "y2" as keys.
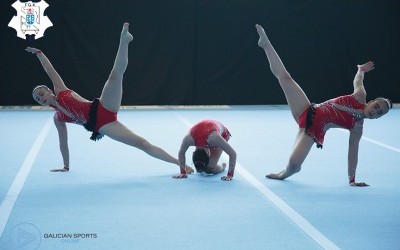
[
  {"x1": 353, "y1": 61, "x2": 374, "y2": 99},
  {"x1": 51, "y1": 116, "x2": 70, "y2": 172},
  {"x1": 208, "y1": 133, "x2": 237, "y2": 181},
  {"x1": 348, "y1": 124, "x2": 369, "y2": 187},
  {"x1": 25, "y1": 47, "x2": 68, "y2": 94},
  {"x1": 173, "y1": 135, "x2": 193, "y2": 179}
]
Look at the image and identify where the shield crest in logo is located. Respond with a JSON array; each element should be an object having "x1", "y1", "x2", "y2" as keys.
[
  {"x1": 26, "y1": 8, "x2": 35, "y2": 25},
  {"x1": 8, "y1": 0, "x2": 53, "y2": 40}
]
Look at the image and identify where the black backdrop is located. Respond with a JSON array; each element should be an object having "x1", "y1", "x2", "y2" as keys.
[{"x1": 1, "y1": 0, "x2": 399, "y2": 105}]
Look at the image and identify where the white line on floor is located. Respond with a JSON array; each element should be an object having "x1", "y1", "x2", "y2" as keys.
[
  {"x1": 174, "y1": 114, "x2": 340, "y2": 250},
  {"x1": 338, "y1": 129, "x2": 400, "y2": 153},
  {"x1": 0, "y1": 118, "x2": 52, "y2": 238},
  {"x1": 362, "y1": 136, "x2": 400, "y2": 153},
  {"x1": 235, "y1": 164, "x2": 340, "y2": 250}
]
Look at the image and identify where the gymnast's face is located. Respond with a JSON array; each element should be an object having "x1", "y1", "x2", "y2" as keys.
[
  {"x1": 32, "y1": 86, "x2": 55, "y2": 106},
  {"x1": 363, "y1": 99, "x2": 390, "y2": 119}
]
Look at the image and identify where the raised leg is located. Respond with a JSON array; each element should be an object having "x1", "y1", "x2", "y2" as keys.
[
  {"x1": 256, "y1": 24, "x2": 310, "y2": 122},
  {"x1": 99, "y1": 23, "x2": 133, "y2": 113}
]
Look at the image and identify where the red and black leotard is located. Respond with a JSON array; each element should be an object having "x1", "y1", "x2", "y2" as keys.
[
  {"x1": 190, "y1": 120, "x2": 231, "y2": 147},
  {"x1": 298, "y1": 94, "x2": 365, "y2": 148},
  {"x1": 51, "y1": 89, "x2": 117, "y2": 140},
  {"x1": 52, "y1": 90, "x2": 91, "y2": 124},
  {"x1": 189, "y1": 120, "x2": 234, "y2": 176}
]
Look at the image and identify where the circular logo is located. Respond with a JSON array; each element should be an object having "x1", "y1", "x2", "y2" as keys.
[{"x1": 9, "y1": 223, "x2": 41, "y2": 250}]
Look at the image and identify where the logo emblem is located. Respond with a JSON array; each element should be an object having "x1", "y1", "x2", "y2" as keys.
[
  {"x1": 8, "y1": 223, "x2": 42, "y2": 249},
  {"x1": 8, "y1": 0, "x2": 53, "y2": 40}
]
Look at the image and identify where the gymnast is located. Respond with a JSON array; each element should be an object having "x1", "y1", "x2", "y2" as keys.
[
  {"x1": 26, "y1": 22, "x2": 193, "y2": 174},
  {"x1": 256, "y1": 24, "x2": 392, "y2": 186},
  {"x1": 173, "y1": 120, "x2": 237, "y2": 181}
]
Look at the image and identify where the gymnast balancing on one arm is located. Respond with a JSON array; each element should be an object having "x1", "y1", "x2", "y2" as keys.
[
  {"x1": 255, "y1": 24, "x2": 392, "y2": 186},
  {"x1": 173, "y1": 120, "x2": 237, "y2": 181},
  {"x1": 26, "y1": 22, "x2": 193, "y2": 174}
]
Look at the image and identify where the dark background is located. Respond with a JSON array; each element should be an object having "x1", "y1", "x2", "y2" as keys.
[{"x1": 1, "y1": 0, "x2": 399, "y2": 105}]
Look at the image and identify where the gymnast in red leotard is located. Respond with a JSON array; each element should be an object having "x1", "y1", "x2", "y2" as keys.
[
  {"x1": 256, "y1": 24, "x2": 392, "y2": 186},
  {"x1": 173, "y1": 120, "x2": 237, "y2": 181},
  {"x1": 46, "y1": 89, "x2": 117, "y2": 140},
  {"x1": 27, "y1": 23, "x2": 194, "y2": 175},
  {"x1": 298, "y1": 94, "x2": 366, "y2": 149}
]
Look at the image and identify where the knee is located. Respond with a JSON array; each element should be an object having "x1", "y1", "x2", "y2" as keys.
[
  {"x1": 278, "y1": 72, "x2": 293, "y2": 83},
  {"x1": 108, "y1": 71, "x2": 122, "y2": 82},
  {"x1": 135, "y1": 139, "x2": 152, "y2": 151}
]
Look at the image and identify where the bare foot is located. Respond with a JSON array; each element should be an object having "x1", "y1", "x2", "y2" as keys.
[
  {"x1": 121, "y1": 22, "x2": 133, "y2": 43},
  {"x1": 266, "y1": 173, "x2": 282, "y2": 180},
  {"x1": 185, "y1": 166, "x2": 194, "y2": 174},
  {"x1": 221, "y1": 163, "x2": 227, "y2": 171},
  {"x1": 256, "y1": 24, "x2": 269, "y2": 48}
]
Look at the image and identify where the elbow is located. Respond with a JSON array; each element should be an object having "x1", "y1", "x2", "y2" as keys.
[{"x1": 353, "y1": 80, "x2": 363, "y2": 88}]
